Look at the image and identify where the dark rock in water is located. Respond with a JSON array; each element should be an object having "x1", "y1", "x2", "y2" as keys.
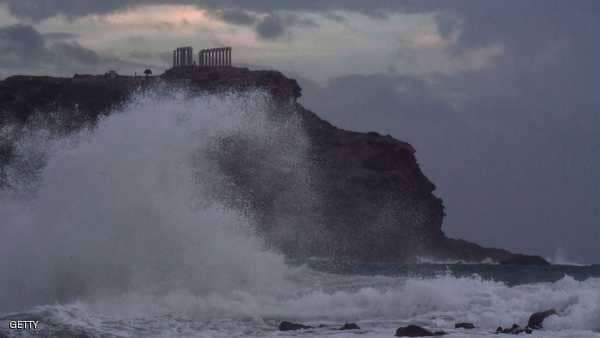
[
  {"x1": 528, "y1": 309, "x2": 557, "y2": 329},
  {"x1": 395, "y1": 325, "x2": 445, "y2": 337},
  {"x1": 455, "y1": 322, "x2": 475, "y2": 329},
  {"x1": 500, "y1": 255, "x2": 551, "y2": 266},
  {"x1": 278, "y1": 321, "x2": 312, "y2": 331},
  {"x1": 497, "y1": 324, "x2": 517, "y2": 334},
  {"x1": 496, "y1": 324, "x2": 532, "y2": 334},
  {"x1": 339, "y1": 323, "x2": 360, "y2": 330}
]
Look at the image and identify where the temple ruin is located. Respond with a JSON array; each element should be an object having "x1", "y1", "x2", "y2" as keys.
[
  {"x1": 198, "y1": 47, "x2": 232, "y2": 67},
  {"x1": 171, "y1": 46, "x2": 232, "y2": 69},
  {"x1": 172, "y1": 47, "x2": 194, "y2": 67}
]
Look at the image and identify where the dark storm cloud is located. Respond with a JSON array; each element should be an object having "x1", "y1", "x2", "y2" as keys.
[
  {"x1": 0, "y1": 0, "x2": 139, "y2": 21},
  {"x1": 254, "y1": 12, "x2": 317, "y2": 40},
  {"x1": 2, "y1": 0, "x2": 597, "y2": 46},
  {"x1": 255, "y1": 13, "x2": 284, "y2": 39},
  {"x1": 0, "y1": 24, "x2": 53, "y2": 65},
  {"x1": 0, "y1": 24, "x2": 143, "y2": 78},
  {"x1": 0, "y1": 0, "x2": 325, "y2": 40},
  {"x1": 0, "y1": 0, "x2": 445, "y2": 21},
  {"x1": 219, "y1": 8, "x2": 257, "y2": 26},
  {"x1": 0, "y1": 24, "x2": 99, "y2": 67}
]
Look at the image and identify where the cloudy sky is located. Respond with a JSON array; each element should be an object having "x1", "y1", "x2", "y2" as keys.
[{"x1": 0, "y1": 1, "x2": 598, "y2": 263}]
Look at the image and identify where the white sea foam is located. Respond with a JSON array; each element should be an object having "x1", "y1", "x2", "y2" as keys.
[{"x1": 2, "y1": 274, "x2": 599, "y2": 337}]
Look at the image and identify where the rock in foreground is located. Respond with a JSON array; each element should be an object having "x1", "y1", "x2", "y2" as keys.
[
  {"x1": 278, "y1": 321, "x2": 312, "y2": 331},
  {"x1": 395, "y1": 325, "x2": 445, "y2": 337},
  {"x1": 496, "y1": 324, "x2": 532, "y2": 335},
  {"x1": 454, "y1": 322, "x2": 475, "y2": 329},
  {"x1": 527, "y1": 309, "x2": 557, "y2": 329},
  {"x1": 339, "y1": 323, "x2": 360, "y2": 330}
]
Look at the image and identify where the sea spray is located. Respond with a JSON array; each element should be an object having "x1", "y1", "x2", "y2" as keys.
[{"x1": 0, "y1": 89, "x2": 307, "y2": 313}]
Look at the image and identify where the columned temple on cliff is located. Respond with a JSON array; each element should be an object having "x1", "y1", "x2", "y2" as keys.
[{"x1": 172, "y1": 46, "x2": 232, "y2": 68}]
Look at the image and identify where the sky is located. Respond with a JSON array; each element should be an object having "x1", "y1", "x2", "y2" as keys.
[{"x1": 0, "y1": 1, "x2": 598, "y2": 263}]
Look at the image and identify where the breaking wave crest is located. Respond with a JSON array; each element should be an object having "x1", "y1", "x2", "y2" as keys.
[{"x1": 0, "y1": 89, "x2": 305, "y2": 313}]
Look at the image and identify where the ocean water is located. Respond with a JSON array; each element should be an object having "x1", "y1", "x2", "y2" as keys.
[
  {"x1": 1, "y1": 266, "x2": 599, "y2": 337},
  {"x1": 0, "y1": 90, "x2": 599, "y2": 337}
]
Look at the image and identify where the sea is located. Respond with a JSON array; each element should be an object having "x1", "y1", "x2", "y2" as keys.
[{"x1": 0, "y1": 90, "x2": 598, "y2": 337}]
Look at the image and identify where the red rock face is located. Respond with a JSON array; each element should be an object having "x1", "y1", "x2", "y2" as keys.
[{"x1": 0, "y1": 69, "x2": 548, "y2": 264}]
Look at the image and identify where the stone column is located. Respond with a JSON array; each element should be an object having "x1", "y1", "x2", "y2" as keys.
[{"x1": 218, "y1": 48, "x2": 223, "y2": 67}]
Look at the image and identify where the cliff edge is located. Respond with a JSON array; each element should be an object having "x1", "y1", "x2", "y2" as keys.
[{"x1": 0, "y1": 68, "x2": 548, "y2": 265}]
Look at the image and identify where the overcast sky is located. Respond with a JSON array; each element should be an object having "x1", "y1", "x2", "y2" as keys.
[{"x1": 0, "y1": 1, "x2": 598, "y2": 263}]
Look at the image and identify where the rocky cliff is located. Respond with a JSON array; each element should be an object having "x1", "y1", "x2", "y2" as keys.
[{"x1": 0, "y1": 68, "x2": 548, "y2": 265}]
